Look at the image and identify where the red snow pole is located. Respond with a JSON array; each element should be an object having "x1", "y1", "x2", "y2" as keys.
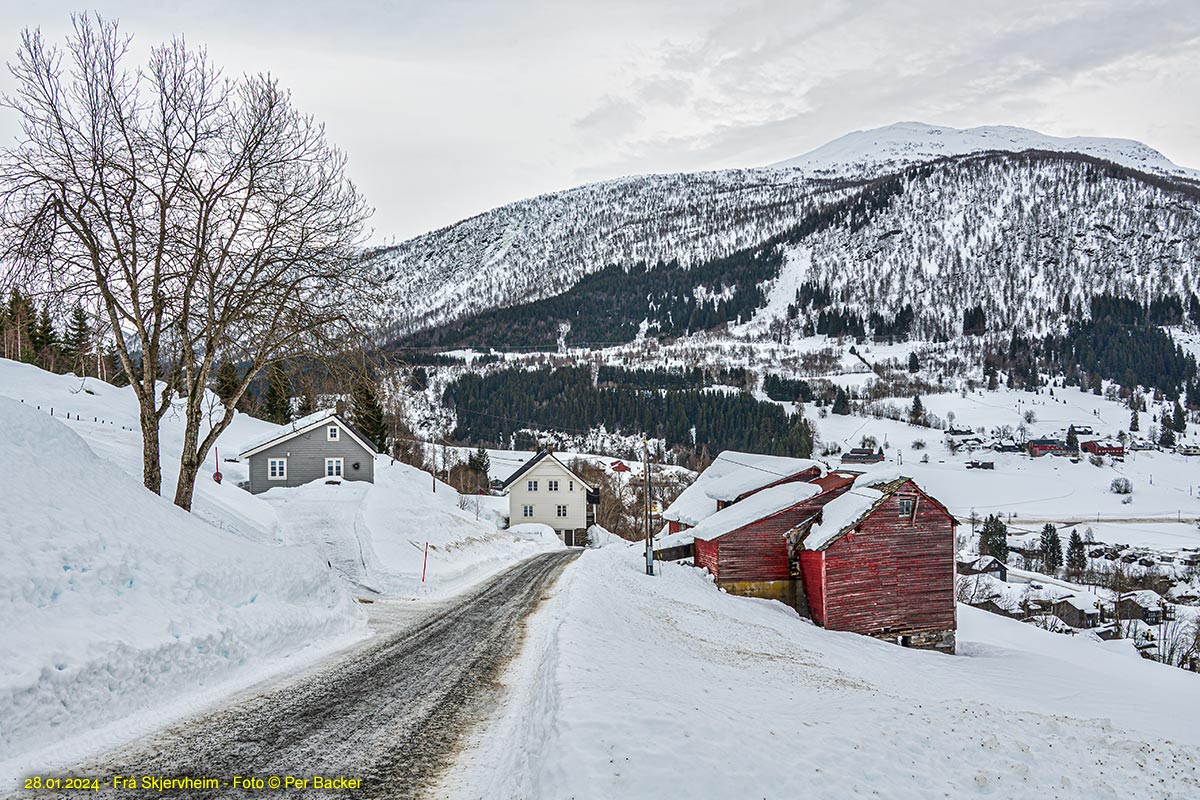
[
  {"x1": 213, "y1": 447, "x2": 223, "y2": 484},
  {"x1": 421, "y1": 541, "x2": 430, "y2": 583}
]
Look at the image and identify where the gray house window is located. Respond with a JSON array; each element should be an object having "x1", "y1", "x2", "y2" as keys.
[
  {"x1": 556, "y1": 504, "x2": 568, "y2": 517},
  {"x1": 548, "y1": 480, "x2": 559, "y2": 492},
  {"x1": 325, "y1": 457, "x2": 344, "y2": 478},
  {"x1": 327, "y1": 425, "x2": 340, "y2": 442},
  {"x1": 268, "y1": 458, "x2": 287, "y2": 480},
  {"x1": 527, "y1": 480, "x2": 538, "y2": 492},
  {"x1": 523, "y1": 504, "x2": 535, "y2": 518}
]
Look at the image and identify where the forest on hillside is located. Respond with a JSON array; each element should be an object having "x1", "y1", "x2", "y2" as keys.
[{"x1": 441, "y1": 366, "x2": 814, "y2": 459}]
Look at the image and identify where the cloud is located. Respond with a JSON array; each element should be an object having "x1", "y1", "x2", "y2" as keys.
[{"x1": 573, "y1": 95, "x2": 646, "y2": 139}]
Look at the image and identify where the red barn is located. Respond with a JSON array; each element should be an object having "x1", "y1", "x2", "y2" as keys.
[
  {"x1": 797, "y1": 477, "x2": 956, "y2": 652},
  {"x1": 1080, "y1": 439, "x2": 1124, "y2": 457},
  {"x1": 611, "y1": 461, "x2": 631, "y2": 473},
  {"x1": 691, "y1": 478, "x2": 856, "y2": 605}
]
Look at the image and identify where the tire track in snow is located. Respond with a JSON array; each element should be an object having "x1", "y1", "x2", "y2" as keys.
[{"x1": 36, "y1": 551, "x2": 580, "y2": 800}]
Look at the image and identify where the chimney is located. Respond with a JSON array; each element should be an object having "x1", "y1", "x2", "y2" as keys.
[{"x1": 335, "y1": 399, "x2": 346, "y2": 416}]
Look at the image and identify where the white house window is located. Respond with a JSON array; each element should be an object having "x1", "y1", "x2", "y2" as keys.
[
  {"x1": 898, "y1": 497, "x2": 914, "y2": 516},
  {"x1": 527, "y1": 480, "x2": 538, "y2": 492},
  {"x1": 325, "y1": 458, "x2": 344, "y2": 478},
  {"x1": 327, "y1": 425, "x2": 340, "y2": 441},
  {"x1": 548, "y1": 480, "x2": 559, "y2": 492},
  {"x1": 268, "y1": 458, "x2": 287, "y2": 480},
  {"x1": 569, "y1": 481, "x2": 575, "y2": 491},
  {"x1": 523, "y1": 505, "x2": 535, "y2": 518},
  {"x1": 556, "y1": 505, "x2": 568, "y2": 518}
]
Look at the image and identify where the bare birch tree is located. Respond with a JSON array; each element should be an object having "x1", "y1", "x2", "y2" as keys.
[{"x1": 0, "y1": 15, "x2": 375, "y2": 508}]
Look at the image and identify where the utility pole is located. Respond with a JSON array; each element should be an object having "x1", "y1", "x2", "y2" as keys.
[{"x1": 644, "y1": 435, "x2": 654, "y2": 576}]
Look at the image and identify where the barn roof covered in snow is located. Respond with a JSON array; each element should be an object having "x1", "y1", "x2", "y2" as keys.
[
  {"x1": 663, "y1": 451, "x2": 827, "y2": 527},
  {"x1": 687, "y1": 482, "x2": 822, "y2": 542}
]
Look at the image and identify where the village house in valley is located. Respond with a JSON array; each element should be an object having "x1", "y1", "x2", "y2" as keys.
[
  {"x1": 238, "y1": 409, "x2": 377, "y2": 494},
  {"x1": 501, "y1": 450, "x2": 599, "y2": 546},
  {"x1": 658, "y1": 453, "x2": 957, "y2": 653}
]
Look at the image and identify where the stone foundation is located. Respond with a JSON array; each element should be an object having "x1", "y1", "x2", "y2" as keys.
[
  {"x1": 717, "y1": 579, "x2": 797, "y2": 607},
  {"x1": 871, "y1": 627, "x2": 956, "y2": 654}
]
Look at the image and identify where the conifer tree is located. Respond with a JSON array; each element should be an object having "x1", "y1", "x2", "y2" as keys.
[
  {"x1": 61, "y1": 304, "x2": 91, "y2": 374},
  {"x1": 1129, "y1": 408, "x2": 1139, "y2": 432},
  {"x1": 908, "y1": 352, "x2": 920, "y2": 372},
  {"x1": 1172, "y1": 400, "x2": 1187, "y2": 433},
  {"x1": 1159, "y1": 425, "x2": 1177, "y2": 448},
  {"x1": 1065, "y1": 531, "x2": 1088, "y2": 578},
  {"x1": 213, "y1": 362, "x2": 241, "y2": 405},
  {"x1": 832, "y1": 387, "x2": 851, "y2": 415},
  {"x1": 1039, "y1": 523, "x2": 1063, "y2": 573},
  {"x1": 1066, "y1": 426, "x2": 1079, "y2": 450},
  {"x1": 980, "y1": 514, "x2": 1008, "y2": 563},
  {"x1": 351, "y1": 374, "x2": 388, "y2": 452},
  {"x1": 910, "y1": 394, "x2": 924, "y2": 425},
  {"x1": 261, "y1": 363, "x2": 293, "y2": 424}
]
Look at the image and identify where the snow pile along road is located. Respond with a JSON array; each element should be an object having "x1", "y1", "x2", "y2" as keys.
[
  {"x1": 447, "y1": 543, "x2": 1200, "y2": 799},
  {"x1": 0, "y1": 398, "x2": 364, "y2": 772}
]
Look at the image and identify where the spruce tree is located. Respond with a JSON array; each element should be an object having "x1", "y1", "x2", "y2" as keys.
[
  {"x1": 1065, "y1": 531, "x2": 1087, "y2": 578},
  {"x1": 908, "y1": 352, "x2": 920, "y2": 372},
  {"x1": 1172, "y1": 400, "x2": 1187, "y2": 433},
  {"x1": 1066, "y1": 426, "x2": 1079, "y2": 450},
  {"x1": 261, "y1": 363, "x2": 293, "y2": 424},
  {"x1": 1129, "y1": 408, "x2": 1139, "y2": 432},
  {"x1": 213, "y1": 361, "x2": 241, "y2": 405},
  {"x1": 832, "y1": 387, "x2": 851, "y2": 415},
  {"x1": 351, "y1": 374, "x2": 388, "y2": 452},
  {"x1": 909, "y1": 394, "x2": 924, "y2": 425},
  {"x1": 980, "y1": 514, "x2": 1009, "y2": 563},
  {"x1": 1159, "y1": 425, "x2": 1177, "y2": 448},
  {"x1": 61, "y1": 304, "x2": 91, "y2": 374},
  {"x1": 1039, "y1": 523, "x2": 1063, "y2": 573}
]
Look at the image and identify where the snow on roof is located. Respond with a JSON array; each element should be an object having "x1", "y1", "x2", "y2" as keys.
[
  {"x1": 1052, "y1": 591, "x2": 1100, "y2": 613},
  {"x1": 803, "y1": 487, "x2": 885, "y2": 551},
  {"x1": 1085, "y1": 439, "x2": 1123, "y2": 448},
  {"x1": 687, "y1": 483, "x2": 821, "y2": 542},
  {"x1": 703, "y1": 459, "x2": 824, "y2": 502},
  {"x1": 1120, "y1": 590, "x2": 1164, "y2": 608},
  {"x1": 237, "y1": 408, "x2": 338, "y2": 455},
  {"x1": 662, "y1": 450, "x2": 825, "y2": 527}
]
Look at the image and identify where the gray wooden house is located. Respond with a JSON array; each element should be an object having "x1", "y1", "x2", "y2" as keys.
[{"x1": 238, "y1": 409, "x2": 377, "y2": 494}]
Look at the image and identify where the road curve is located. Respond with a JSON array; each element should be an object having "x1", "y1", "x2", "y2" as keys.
[{"x1": 42, "y1": 550, "x2": 580, "y2": 800}]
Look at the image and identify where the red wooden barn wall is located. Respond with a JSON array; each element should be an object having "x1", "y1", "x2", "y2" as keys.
[
  {"x1": 694, "y1": 537, "x2": 720, "y2": 577},
  {"x1": 696, "y1": 479, "x2": 856, "y2": 585},
  {"x1": 819, "y1": 482, "x2": 955, "y2": 636},
  {"x1": 799, "y1": 551, "x2": 826, "y2": 625}
]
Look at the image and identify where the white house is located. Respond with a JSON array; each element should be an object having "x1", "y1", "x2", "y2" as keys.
[{"x1": 500, "y1": 450, "x2": 598, "y2": 546}]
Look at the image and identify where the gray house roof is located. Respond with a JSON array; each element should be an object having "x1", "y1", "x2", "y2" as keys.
[{"x1": 238, "y1": 409, "x2": 378, "y2": 459}]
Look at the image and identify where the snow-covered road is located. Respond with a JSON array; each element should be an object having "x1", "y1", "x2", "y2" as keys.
[{"x1": 47, "y1": 551, "x2": 579, "y2": 800}]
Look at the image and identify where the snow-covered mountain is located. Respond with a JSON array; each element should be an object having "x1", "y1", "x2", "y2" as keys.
[
  {"x1": 371, "y1": 123, "x2": 1200, "y2": 346},
  {"x1": 770, "y1": 121, "x2": 1200, "y2": 180}
]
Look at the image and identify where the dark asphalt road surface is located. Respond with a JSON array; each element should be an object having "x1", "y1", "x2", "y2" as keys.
[{"x1": 37, "y1": 550, "x2": 579, "y2": 800}]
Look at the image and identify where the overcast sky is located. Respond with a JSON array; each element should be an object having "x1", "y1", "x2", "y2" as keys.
[{"x1": 1, "y1": 1, "x2": 1198, "y2": 242}]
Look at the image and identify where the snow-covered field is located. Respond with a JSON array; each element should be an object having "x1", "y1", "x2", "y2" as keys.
[
  {"x1": 813, "y1": 383, "x2": 1200, "y2": 530},
  {"x1": 446, "y1": 543, "x2": 1200, "y2": 799},
  {"x1": 0, "y1": 358, "x2": 559, "y2": 786}
]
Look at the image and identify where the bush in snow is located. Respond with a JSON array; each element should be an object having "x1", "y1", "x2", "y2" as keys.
[
  {"x1": 911, "y1": 439, "x2": 926, "y2": 450},
  {"x1": 1110, "y1": 477, "x2": 1133, "y2": 494},
  {"x1": 1088, "y1": 454, "x2": 1105, "y2": 467}
]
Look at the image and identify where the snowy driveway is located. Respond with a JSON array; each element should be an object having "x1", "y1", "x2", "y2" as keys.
[{"x1": 53, "y1": 551, "x2": 579, "y2": 800}]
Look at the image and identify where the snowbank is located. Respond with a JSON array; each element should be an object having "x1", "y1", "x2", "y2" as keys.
[
  {"x1": 0, "y1": 398, "x2": 364, "y2": 769},
  {"x1": 444, "y1": 545, "x2": 1200, "y2": 799}
]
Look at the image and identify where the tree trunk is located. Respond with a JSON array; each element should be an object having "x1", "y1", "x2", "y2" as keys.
[
  {"x1": 139, "y1": 404, "x2": 163, "y2": 495},
  {"x1": 173, "y1": 408, "x2": 203, "y2": 512}
]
